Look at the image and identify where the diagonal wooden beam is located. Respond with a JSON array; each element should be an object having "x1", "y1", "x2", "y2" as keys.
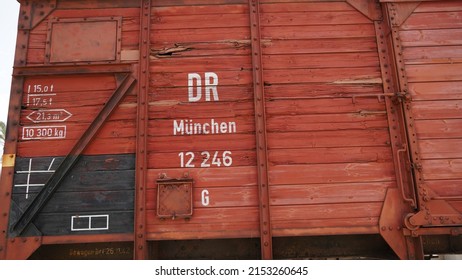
[{"x1": 11, "y1": 73, "x2": 136, "y2": 237}]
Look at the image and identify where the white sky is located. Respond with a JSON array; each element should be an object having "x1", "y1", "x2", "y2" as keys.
[{"x1": 0, "y1": 1, "x2": 20, "y2": 124}]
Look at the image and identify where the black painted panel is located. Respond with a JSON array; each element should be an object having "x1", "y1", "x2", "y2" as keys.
[{"x1": 10, "y1": 154, "x2": 135, "y2": 236}]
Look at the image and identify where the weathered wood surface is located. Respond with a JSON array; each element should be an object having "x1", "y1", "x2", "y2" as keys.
[
  {"x1": 401, "y1": 1, "x2": 462, "y2": 204},
  {"x1": 17, "y1": 74, "x2": 136, "y2": 157},
  {"x1": 146, "y1": 2, "x2": 258, "y2": 240},
  {"x1": 10, "y1": 154, "x2": 135, "y2": 236},
  {"x1": 260, "y1": 1, "x2": 394, "y2": 234}
]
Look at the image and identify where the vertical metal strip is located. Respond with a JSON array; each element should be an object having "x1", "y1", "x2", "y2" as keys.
[
  {"x1": 248, "y1": 0, "x2": 273, "y2": 260},
  {"x1": 0, "y1": 1, "x2": 31, "y2": 259},
  {"x1": 375, "y1": 20, "x2": 417, "y2": 208},
  {"x1": 134, "y1": 0, "x2": 151, "y2": 260},
  {"x1": 386, "y1": 3, "x2": 423, "y2": 208},
  {"x1": 379, "y1": 3, "x2": 424, "y2": 259}
]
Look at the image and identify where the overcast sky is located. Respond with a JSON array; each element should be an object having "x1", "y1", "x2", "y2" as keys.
[{"x1": 0, "y1": 1, "x2": 20, "y2": 124}]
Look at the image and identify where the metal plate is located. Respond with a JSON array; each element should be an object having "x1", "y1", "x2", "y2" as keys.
[
  {"x1": 157, "y1": 178, "x2": 193, "y2": 220},
  {"x1": 46, "y1": 17, "x2": 122, "y2": 64}
]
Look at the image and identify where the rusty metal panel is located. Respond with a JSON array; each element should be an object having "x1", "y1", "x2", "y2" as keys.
[
  {"x1": 157, "y1": 178, "x2": 193, "y2": 219},
  {"x1": 46, "y1": 18, "x2": 122, "y2": 64}
]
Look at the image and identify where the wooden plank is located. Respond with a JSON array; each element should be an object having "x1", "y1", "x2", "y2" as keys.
[
  {"x1": 152, "y1": 14, "x2": 249, "y2": 30},
  {"x1": 421, "y1": 159, "x2": 462, "y2": 180},
  {"x1": 148, "y1": 150, "x2": 256, "y2": 168},
  {"x1": 260, "y1": 2, "x2": 355, "y2": 13},
  {"x1": 150, "y1": 55, "x2": 252, "y2": 72},
  {"x1": 14, "y1": 169, "x2": 135, "y2": 194},
  {"x1": 401, "y1": 11, "x2": 462, "y2": 30},
  {"x1": 426, "y1": 179, "x2": 462, "y2": 197},
  {"x1": 262, "y1": 24, "x2": 376, "y2": 40},
  {"x1": 262, "y1": 38, "x2": 378, "y2": 54},
  {"x1": 260, "y1": 11, "x2": 370, "y2": 26},
  {"x1": 154, "y1": 4, "x2": 248, "y2": 16},
  {"x1": 147, "y1": 221, "x2": 258, "y2": 240},
  {"x1": 147, "y1": 167, "x2": 257, "y2": 188},
  {"x1": 411, "y1": 100, "x2": 462, "y2": 120},
  {"x1": 263, "y1": 52, "x2": 379, "y2": 69},
  {"x1": 415, "y1": 119, "x2": 462, "y2": 139},
  {"x1": 268, "y1": 147, "x2": 392, "y2": 165},
  {"x1": 153, "y1": 0, "x2": 247, "y2": 6},
  {"x1": 52, "y1": 8, "x2": 139, "y2": 18},
  {"x1": 57, "y1": 0, "x2": 140, "y2": 8},
  {"x1": 414, "y1": 1, "x2": 462, "y2": 13},
  {"x1": 419, "y1": 139, "x2": 462, "y2": 159},
  {"x1": 150, "y1": 70, "x2": 253, "y2": 87},
  {"x1": 264, "y1": 67, "x2": 381, "y2": 85},
  {"x1": 149, "y1": 86, "x2": 252, "y2": 102},
  {"x1": 149, "y1": 100, "x2": 254, "y2": 119},
  {"x1": 268, "y1": 130, "x2": 390, "y2": 149},
  {"x1": 147, "y1": 207, "x2": 259, "y2": 225},
  {"x1": 400, "y1": 30, "x2": 462, "y2": 47},
  {"x1": 148, "y1": 117, "x2": 254, "y2": 136},
  {"x1": 267, "y1": 113, "x2": 388, "y2": 132},
  {"x1": 18, "y1": 137, "x2": 136, "y2": 157},
  {"x1": 271, "y1": 202, "x2": 383, "y2": 220},
  {"x1": 146, "y1": 186, "x2": 258, "y2": 209},
  {"x1": 269, "y1": 162, "x2": 395, "y2": 185},
  {"x1": 149, "y1": 134, "x2": 255, "y2": 152},
  {"x1": 270, "y1": 182, "x2": 392, "y2": 205},
  {"x1": 151, "y1": 27, "x2": 250, "y2": 44},
  {"x1": 266, "y1": 98, "x2": 385, "y2": 116},
  {"x1": 406, "y1": 64, "x2": 462, "y2": 82},
  {"x1": 14, "y1": 154, "x2": 134, "y2": 172},
  {"x1": 151, "y1": 41, "x2": 251, "y2": 57},
  {"x1": 403, "y1": 46, "x2": 462, "y2": 65},
  {"x1": 272, "y1": 217, "x2": 379, "y2": 231},
  {"x1": 409, "y1": 81, "x2": 462, "y2": 101},
  {"x1": 13, "y1": 190, "x2": 134, "y2": 213},
  {"x1": 265, "y1": 83, "x2": 384, "y2": 99}
]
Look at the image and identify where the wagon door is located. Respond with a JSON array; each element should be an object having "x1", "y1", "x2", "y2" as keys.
[{"x1": 386, "y1": 0, "x2": 462, "y2": 238}]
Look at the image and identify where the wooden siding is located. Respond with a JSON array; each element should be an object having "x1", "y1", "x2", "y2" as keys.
[{"x1": 402, "y1": 1, "x2": 462, "y2": 198}]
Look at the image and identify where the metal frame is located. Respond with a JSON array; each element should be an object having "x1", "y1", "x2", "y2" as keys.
[
  {"x1": 133, "y1": 0, "x2": 151, "y2": 260},
  {"x1": 248, "y1": 0, "x2": 273, "y2": 260}
]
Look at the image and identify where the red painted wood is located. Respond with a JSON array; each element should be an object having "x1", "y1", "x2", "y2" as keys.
[
  {"x1": 268, "y1": 130, "x2": 390, "y2": 149},
  {"x1": 262, "y1": 38, "x2": 378, "y2": 55},
  {"x1": 419, "y1": 139, "x2": 462, "y2": 160},
  {"x1": 409, "y1": 81, "x2": 462, "y2": 101},
  {"x1": 414, "y1": 1, "x2": 462, "y2": 13},
  {"x1": 401, "y1": 11, "x2": 462, "y2": 30},
  {"x1": 268, "y1": 147, "x2": 392, "y2": 165},
  {"x1": 415, "y1": 119, "x2": 462, "y2": 139},
  {"x1": 411, "y1": 100, "x2": 462, "y2": 120},
  {"x1": 421, "y1": 159, "x2": 462, "y2": 180},
  {"x1": 148, "y1": 150, "x2": 256, "y2": 168},
  {"x1": 269, "y1": 162, "x2": 395, "y2": 185},
  {"x1": 260, "y1": 2, "x2": 355, "y2": 13},
  {"x1": 270, "y1": 182, "x2": 392, "y2": 205}
]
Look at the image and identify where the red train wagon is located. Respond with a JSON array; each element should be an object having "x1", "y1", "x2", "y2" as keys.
[{"x1": 1, "y1": 0, "x2": 462, "y2": 259}]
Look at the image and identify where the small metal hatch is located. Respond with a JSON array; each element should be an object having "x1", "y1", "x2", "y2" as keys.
[{"x1": 157, "y1": 176, "x2": 193, "y2": 220}]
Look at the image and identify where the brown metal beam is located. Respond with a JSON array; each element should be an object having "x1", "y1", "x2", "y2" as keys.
[
  {"x1": 133, "y1": 0, "x2": 151, "y2": 260},
  {"x1": 248, "y1": 0, "x2": 273, "y2": 260}
]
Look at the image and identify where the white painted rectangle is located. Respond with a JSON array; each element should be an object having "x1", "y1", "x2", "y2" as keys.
[
  {"x1": 22, "y1": 125, "x2": 67, "y2": 140},
  {"x1": 71, "y1": 214, "x2": 109, "y2": 231}
]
